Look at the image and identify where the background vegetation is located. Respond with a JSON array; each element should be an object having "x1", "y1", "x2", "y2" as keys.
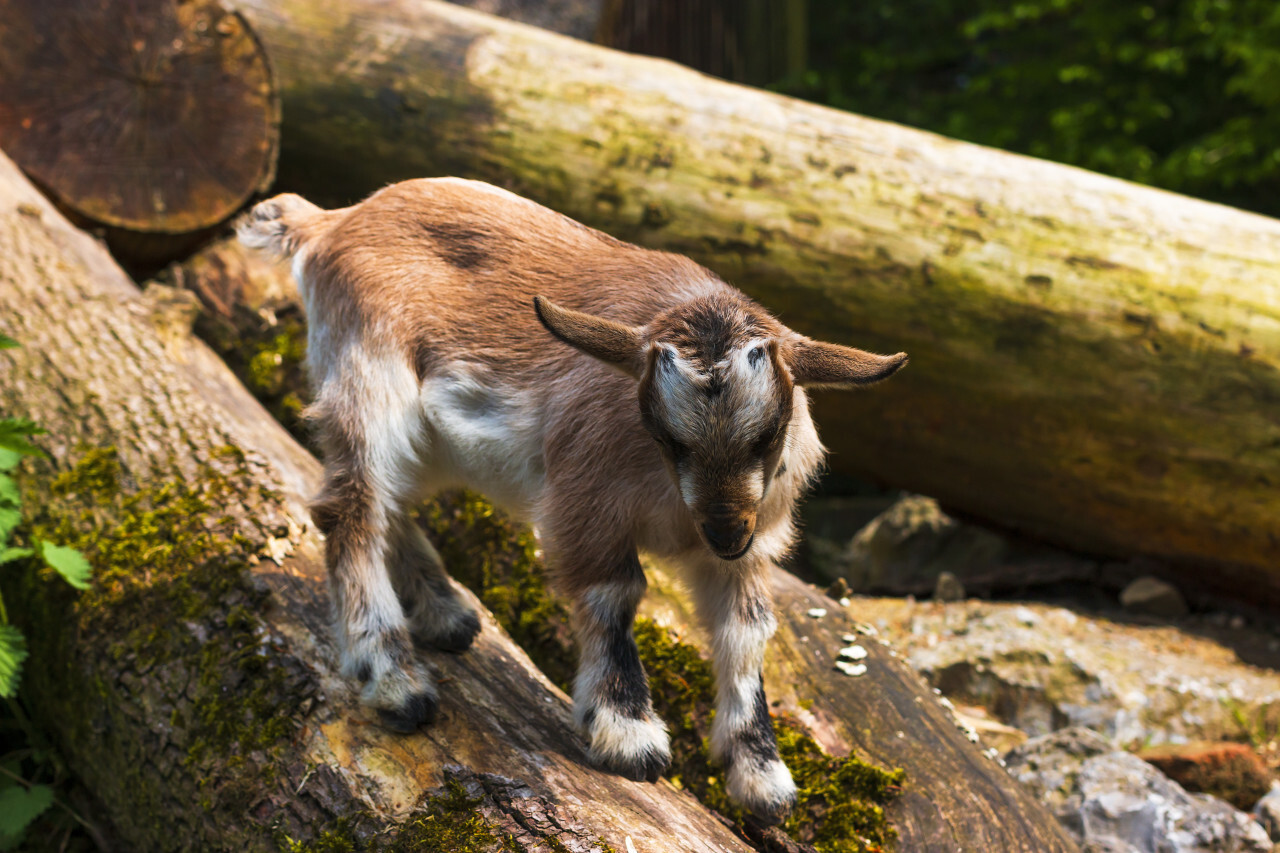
[{"x1": 773, "y1": 0, "x2": 1280, "y2": 218}]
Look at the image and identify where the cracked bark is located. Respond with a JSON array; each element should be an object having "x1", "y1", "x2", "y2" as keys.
[{"x1": 0, "y1": 151, "x2": 750, "y2": 851}]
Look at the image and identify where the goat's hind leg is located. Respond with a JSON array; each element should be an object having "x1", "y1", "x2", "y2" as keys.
[
  {"x1": 310, "y1": 385, "x2": 437, "y2": 733},
  {"x1": 388, "y1": 515, "x2": 481, "y2": 653}
]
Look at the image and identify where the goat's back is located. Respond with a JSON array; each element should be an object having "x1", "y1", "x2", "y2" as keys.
[{"x1": 250, "y1": 178, "x2": 725, "y2": 382}]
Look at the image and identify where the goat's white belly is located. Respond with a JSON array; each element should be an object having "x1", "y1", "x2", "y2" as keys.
[{"x1": 418, "y1": 370, "x2": 545, "y2": 518}]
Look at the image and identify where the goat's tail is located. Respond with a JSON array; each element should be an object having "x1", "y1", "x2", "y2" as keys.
[{"x1": 236, "y1": 193, "x2": 324, "y2": 261}]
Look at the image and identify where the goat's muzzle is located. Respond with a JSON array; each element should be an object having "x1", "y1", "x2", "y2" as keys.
[{"x1": 701, "y1": 506, "x2": 756, "y2": 560}]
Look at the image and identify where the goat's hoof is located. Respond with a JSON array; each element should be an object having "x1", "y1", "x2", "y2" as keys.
[
  {"x1": 377, "y1": 691, "x2": 439, "y2": 733},
  {"x1": 615, "y1": 748, "x2": 671, "y2": 783},
  {"x1": 729, "y1": 758, "x2": 797, "y2": 825},
  {"x1": 422, "y1": 609, "x2": 481, "y2": 654}
]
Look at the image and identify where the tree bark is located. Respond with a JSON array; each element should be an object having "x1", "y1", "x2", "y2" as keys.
[
  {"x1": 0, "y1": 152, "x2": 757, "y2": 852},
  {"x1": 233, "y1": 0, "x2": 1280, "y2": 597},
  {"x1": 164, "y1": 234, "x2": 1080, "y2": 852}
]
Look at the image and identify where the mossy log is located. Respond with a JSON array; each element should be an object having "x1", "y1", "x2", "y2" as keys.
[
  {"x1": 0, "y1": 152, "x2": 763, "y2": 851},
  {"x1": 164, "y1": 236, "x2": 1080, "y2": 851},
  {"x1": 234, "y1": 0, "x2": 1280, "y2": 597}
]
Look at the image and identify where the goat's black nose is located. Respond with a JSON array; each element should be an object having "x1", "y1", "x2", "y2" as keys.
[{"x1": 702, "y1": 517, "x2": 750, "y2": 554}]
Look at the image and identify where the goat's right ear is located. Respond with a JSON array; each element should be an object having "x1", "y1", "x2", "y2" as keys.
[{"x1": 534, "y1": 296, "x2": 646, "y2": 379}]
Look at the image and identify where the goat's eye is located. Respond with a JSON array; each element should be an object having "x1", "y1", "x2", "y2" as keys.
[{"x1": 748, "y1": 345, "x2": 766, "y2": 368}]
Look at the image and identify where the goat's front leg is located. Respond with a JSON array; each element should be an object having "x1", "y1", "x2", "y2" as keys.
[
  {"x1": 691, "y1": 564, "x2": 796, "y2": 823},
  {"x1": 570, "y1": 557, "x2": 671, "y2": 782}
]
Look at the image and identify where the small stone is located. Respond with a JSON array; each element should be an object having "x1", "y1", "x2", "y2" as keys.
[
  {"x1": 807, "y1": 607, "x2": 827, "y2": 619},
  {"x1": 1011, "y1": 606, "x2": 1039, "y2": 626},
  {"x1": 1120, "y1": 575, "x2": 1189, "y2": 619},
  {"x1": 934, "y1": 571, "x2": 965, "y2": 602},
  {"x1": 825, "y1": 576, "x2": 850, "y2": 600},
  {"x1": 1253, "y1": 785, "x2": 1280, "y2": 841},
  {"x1": 842, "y1": 633, "x2": 859, "y2": 643},
  {"x1": 839, "y1": 597, "x2": 852, "y2": 607},
  {"x1": 838, "y1": 644, "x2": 868, "y2": 661},
  {"x1": 835, "y1": 660, "x2": 867, "y2": 677}
]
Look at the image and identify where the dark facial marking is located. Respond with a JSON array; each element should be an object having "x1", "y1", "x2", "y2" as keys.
[{"x1": 748, "y1": 345, "x2": 766, "y2": 368}]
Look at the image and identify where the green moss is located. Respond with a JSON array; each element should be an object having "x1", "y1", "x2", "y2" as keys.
[
  {"x1": 13, "y1": 443, "x2": 317, "y2": 847},
  {"x1": 427, "y1": 491, "x2": 902, "y2": 852},
  {"x1": 278, "y1": 779, "x2": 595, "y2": 853},
  {"x1": 387, "y1": 781, "x2": 522, "y2": 853},
  {"x1": 419, "y1": 492, "x2": 575, "y2": 692},
  {"x1": 245, "y1": 322, "x2": 309, "y2": 434}
]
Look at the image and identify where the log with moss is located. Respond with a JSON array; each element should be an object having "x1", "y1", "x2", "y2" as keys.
[
  {"x1": 0, "y1": 150, "x2": 788, "y2": 851},
  {"x1": 232, "y1": 0, "x2": 1280, "y2": 598},
  {"x1": 161, "y1": 234, "x2": 1079, "y2": 851}
]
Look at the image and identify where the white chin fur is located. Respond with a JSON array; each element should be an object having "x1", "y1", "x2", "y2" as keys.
[
  {"x1": 727, "y1": 758, "x2": 797, "y2": 814},
  {"x1": 581, "y1": 706, "x2": 671, "y2": 766}
]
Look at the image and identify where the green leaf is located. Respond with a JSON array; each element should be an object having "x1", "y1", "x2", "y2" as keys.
[
  {"x1": 0, "y1": 548, "x2": 33, "y2": 566},
  {"x1": 0, "y1": 474, "x2": 18, "y2": 508},
  {"x1": 0, "y1": 782, "x2": 53, "y2": 849},
  {"x1": 39, "y1": 542, "x2": 91, "y2": 590},
  {"x1": 0, "y1": 334, "x2": 17, "y2": 350},
  {"x1": 0, "y1": 449, "x2": 20, "y2": 473},
  {"x1": 0, "y1": 420, "x2": 43, "y2": 459},
  {"x1": 0, "y1": 507, "x2": 19, "y2": 543},
  {"x1": 0, "y1": 625, "x2": 27, "y2": 700}
]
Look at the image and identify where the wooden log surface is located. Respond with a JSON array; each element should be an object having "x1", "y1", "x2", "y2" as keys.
[
  {"x1": 233, "y1": 0, "x2": 1280, "y2": 597},
  {"x1": 164, "y1": 233, "x2": 1081, "y2": 852},
  {"x1": 0, "y1": 151, "x2": 753, "y2": 852}
]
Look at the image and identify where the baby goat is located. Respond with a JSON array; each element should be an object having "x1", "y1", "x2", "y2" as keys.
[{"x1": 239, "y1": 178, "x2": 906, "y2": 822}]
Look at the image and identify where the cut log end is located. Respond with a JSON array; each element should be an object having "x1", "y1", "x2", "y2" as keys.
[{"x1": 0, "y1": 0, "x2": 279, "y2": 234}]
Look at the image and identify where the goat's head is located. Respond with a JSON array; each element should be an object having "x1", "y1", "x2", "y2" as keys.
[{"x1": 535, "y1": 293, "x2": 906, "y2": 561}]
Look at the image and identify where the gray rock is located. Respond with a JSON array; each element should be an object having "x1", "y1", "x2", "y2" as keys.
[
  {"x1": 854, "y1": 597, "x2": 1280, "y2": 748},
  {"x1": 1253, "y1": 785, "x2": 1280, "y2": 841},
  {"x1": 1120, "y1": 576, "x2": 1190, "y2": 619},
  {"x1": 934, "y1": 570, "x2": 966, "y2": 602},
  {"x1": 1007, "y1": 728, "x2": 1272, "y2": 853},
  {"x1": 837, "y1": 494, "x2": 1009, "y2": 593}
]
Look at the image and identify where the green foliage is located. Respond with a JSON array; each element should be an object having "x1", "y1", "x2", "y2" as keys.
[
  {"x1": 0, "y1": 781, "x2": 53, "y2": 850},
  {"x1": 779, "y1": 0, "x2": 1280, "y2": 216},
  {"x1": 37, "y1": 542, "x2": 91, "y2": 591},
  {"x1": 0, "y1": 336, "x2": 94, "y2": 848},
  {"x1": 0, "y1": 626, "x2": 27, "y2": 701}
]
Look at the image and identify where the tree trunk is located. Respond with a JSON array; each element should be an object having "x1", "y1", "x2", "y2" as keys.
[
  {"x1": 233, "y1": 0, "x2": 1280, "y2": 598},
  {"x1": 0, "y1": 152, "x2": 762, "y2": 852},
  {"x1": 163, "y1": 234, "x2": 1080, "y2": 852},
  {"x1": 0, "y1": 0, "x2": 280, "y2": 270}
]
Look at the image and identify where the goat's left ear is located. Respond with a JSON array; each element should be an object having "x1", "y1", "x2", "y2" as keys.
[
  {"x1": 534, "y1": 296, "x2": 646, "y2": 378},
  {"x1": 788, "y1": 338, "x2": 908, "y2": 388}
]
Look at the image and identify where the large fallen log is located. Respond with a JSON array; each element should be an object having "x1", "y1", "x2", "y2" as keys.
[
  {"x1": 163, "y1": 232, "x2": 1080, "y2": 851},
  {"x1": 0, "y1": 153, "x2": 759, "y2": 852},
  {"x1": 233, "y1": 0, "x2": 1280, "y2": 597}
]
